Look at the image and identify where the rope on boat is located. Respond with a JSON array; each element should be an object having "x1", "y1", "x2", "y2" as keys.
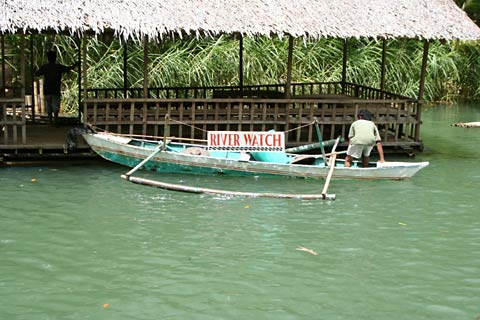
[
  {"x1": 121, "y1": 174, "x2": 336, "y2": 200},
  {"x1": 87, "y1": 119, "x2": 316, "y2": 140}
]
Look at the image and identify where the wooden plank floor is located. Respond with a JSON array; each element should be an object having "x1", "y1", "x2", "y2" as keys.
[
  {"x1": 1, "y1": 124, "x2": 90, "y2": 149},
  {"x1": 1, "y1": 120, "x2": 96, "y2": 164}
]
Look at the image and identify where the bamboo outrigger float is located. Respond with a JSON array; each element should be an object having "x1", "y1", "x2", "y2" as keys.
[{"x1": 452, "y1": 121, "x2": 480, "y2": 128}]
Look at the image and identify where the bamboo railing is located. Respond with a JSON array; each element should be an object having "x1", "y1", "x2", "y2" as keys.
[
  {"x1": 0, "y1": 98, "x2": 26, "y2": 145},
  {"x1": 0, "y1": 82, "x2": 422, "y2": 151},
  {"x1": 83, "y1": 82, "x2": 420, "y2": 148}
]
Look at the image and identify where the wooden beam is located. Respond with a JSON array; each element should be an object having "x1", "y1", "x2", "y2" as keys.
[
  {"x1": 29, "y1": 34, "x2": 36, "y2": 122},
  {"x1": 239, "y1": 33, "x2": 243, "y2": 90},
  {"x1": 20, "y1": 33, "x2": 26, "y2": 144},
  {"x1": 1, "y1": 34, "x2": 4, "y2": 97},
  {"x1": 380, "y1": 38, "x2": 387, "y2": 96},
  {"x1": 143, "y1": 35, "x2": 149, "y2": 98},
  {"x1": 77, "y1": 37, "x2": 82, "y2": 120},
  {"x1": 416, "y1": 40, "x2": 430, "y2": 141},
  {"x1": 20, "y1": 34, "x2": 25, "y2": 98},
  {"x1": 285, "y1": 36, "x2": 294, "y2": 98},
  {"x1": 82, "y1": 35, "x2": 88, "y2": 122},
  {"x1": 418, "y1": 40, "x2": 429, "y2": 101},
  {"x1": 123, "y1": 39, "x2": 128, "y2": 98},
  {"x1": 341, "y1": 39, "x2": 348, "y2": 93}
]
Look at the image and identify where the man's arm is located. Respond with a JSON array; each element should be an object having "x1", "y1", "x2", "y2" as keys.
[
  {"x1": 62, "y1": 61, "x2": 80, "y2": 73},
  {"x1": 376, "y1": 141, "x2": 385, "y2": 162},
  {"x1": 35, "y1": 65, "x2": 44, "y2": 77}
]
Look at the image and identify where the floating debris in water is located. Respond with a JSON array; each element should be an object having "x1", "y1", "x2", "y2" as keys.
[{"x1": 296, "y1": 246, "x2": 318, "y2": 255}]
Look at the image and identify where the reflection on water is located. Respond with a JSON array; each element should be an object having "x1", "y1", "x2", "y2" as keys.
[{"x1": 1, "y1": 104, "x2": 479, "y2": 319}]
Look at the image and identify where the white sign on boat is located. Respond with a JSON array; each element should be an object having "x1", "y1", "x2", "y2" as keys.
[{"x1": 207, "y1": 131, "x2": 285, "y2": 152}]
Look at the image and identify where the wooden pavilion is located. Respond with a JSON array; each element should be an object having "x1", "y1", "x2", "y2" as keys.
[{"x1": 1, "y1": 0, "x2": 480, "y2": 162}]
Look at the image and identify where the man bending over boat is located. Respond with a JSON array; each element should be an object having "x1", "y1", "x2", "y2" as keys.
[{"x1": 344, "y1": 109, "x2": 385, "y2": 168}]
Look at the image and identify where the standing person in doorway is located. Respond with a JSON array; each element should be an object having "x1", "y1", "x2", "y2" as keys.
[
  {"x1": 36, "y1": 50, "x2": 78, "y2": 126},
  {"x1": 344, "y1": 109, "x2": 385, "y2": 168}
]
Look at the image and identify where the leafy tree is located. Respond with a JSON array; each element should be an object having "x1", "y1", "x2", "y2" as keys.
[{"x1": 455, "y1": 0, "x2": 480, "y2": 25}]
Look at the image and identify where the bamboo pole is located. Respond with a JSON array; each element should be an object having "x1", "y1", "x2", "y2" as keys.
[
  {"x1": 321, "y1": 136, "x2": 340, "y2": 198},
  {"x1": 77, "y1": 37, "x2": 82, "y2": 121},
  {"x1": 162, "y1": 114, "x2": 170, "y2": 151},
  {"x1": 341, "y1": 39, "x2": 348, "y2": 93},
  {"x1": 314, "y1": 117, "x2": 327, "y2": 165},
  {"x1": 124, "y1": 145, "x2": 163, "y2": 177},
  {"x1": 238, "y1": 33, "x2": 243, "y2": 91},
  {"x1": 285, "y1": 137, "x2": 345, "y2": 153},
  {"x1": 123, "y1": 39, "x2": 128, "y2": 98},
  {"x1": 321, "y1": 152, "x2": 337, "y2": 198},
  {"x1": 285, "y1": 36, "x2": 294, "y2": 98},
  {"x1": 416, "y1": 40, "x2": 429, "y2": 141},
  {"x1": 380, "y1": 39, "x2": 387, "y2": 96},
  {"x1": 82, "y1": 35, "x2": 89, "y2": 124},
  {"x1": 122, "y1": 175, "x2": 336, "y2": 200},
  {"x1": 1, "y1": 34, "x2": 5, "y2": 97},
  {"x1": 29, "y1": 35, "x2": 35, "y2": 122},
  {"x1": 20, "y1": 33, "x2": 26, "y2": 144},
  {"x1": 143, "y1": 35, "x2": 149, "y2": 98}
]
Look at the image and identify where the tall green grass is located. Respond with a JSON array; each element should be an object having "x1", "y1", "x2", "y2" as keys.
[{"x1": 21, "y1": 35, "x2": 480, "y2": 112}]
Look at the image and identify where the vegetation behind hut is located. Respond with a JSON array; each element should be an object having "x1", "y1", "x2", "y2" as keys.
[{"x1": 4, "y1": 35, "x2": 480, "y2": 113}]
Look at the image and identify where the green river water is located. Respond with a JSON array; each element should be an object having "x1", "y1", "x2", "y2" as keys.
[{"x1": 1, "y1": 104, "x2": 479, "y2": 319}]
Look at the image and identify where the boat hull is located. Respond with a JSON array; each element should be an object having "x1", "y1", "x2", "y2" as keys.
[{"x1": 83, "y1": 133, "x2": 429, "y2": 180}]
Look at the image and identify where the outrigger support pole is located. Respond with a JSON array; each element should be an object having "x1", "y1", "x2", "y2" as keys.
[
  {"x1": 162, "y1": 114, "x2": 170, "y2": 151},
  {"x1": 313, "y1": 117, "x2": 327, "y2": 165},
  {"x1": 123, "y1": 114, "x2": 171, "y2": 178},
  {"x1": 123, "y1": 145, "x2": 163, "y2": 178},
  {"x1": 321, "y1": 136, "x2": 341, "y2": 199}
]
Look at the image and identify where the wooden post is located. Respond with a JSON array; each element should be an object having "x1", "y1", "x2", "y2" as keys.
[
  {"x1": 77, "y1": 37, "x2": 82, "y2": 121},
  {"x1": 285, "y1": 36, "x2": 294, "y2": 98},
  {"x1": 143, "y1": 35, "x2": 149, "y2": 98},
  {"x1": 123, "y1": 39, "x2": 128, "y2": 98},
  {"x1": 380, "y1": 38, "x2": 387, "y2": 97},
  {"x1": 82, "y1": 35, "x2": 88, "y2": 124},
  {"x1": 29, "y1": 34, "x2": 36, "y2": 123},
  {"x1": 416, "y1": 40, "x2": 429, "y2": 141},
  {"x1": 162, "y1": 114, "x2": 170, "y2": 151},
  {"x1": 341, "y1": 39, "x2": 348, "y2": 93},
  {"x1": 20, "y1": 33, "x2": 26, "y2": 144},
  {"x1": 238, "y1": 33, "x2": 243, "y2": 91},
  {"x1": 1, "y1": 34, "x2": 5, "y2": 97},
  {"x1": 20, "y1": 34, "x2": 25, "y2": 99},
  {"x1": 314, "y1": 117, "x2": 327, "y2": 165}
]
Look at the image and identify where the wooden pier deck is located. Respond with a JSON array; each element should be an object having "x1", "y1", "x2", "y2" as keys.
[
  {"x1": 2, "y1": 82, "x2": 425, "y2": 164},
  {"x1": 0, "y1": 122, "x2": 96, "y2": 164}
]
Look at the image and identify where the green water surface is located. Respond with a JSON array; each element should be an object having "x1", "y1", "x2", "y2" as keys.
[{"x1": 1, "y1": 104, "x2": 479, "y2": 319}]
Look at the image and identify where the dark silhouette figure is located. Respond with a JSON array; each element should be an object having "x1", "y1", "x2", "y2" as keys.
[{"x1": 36, "y1": 50, "x2": 78, "y2": 126}]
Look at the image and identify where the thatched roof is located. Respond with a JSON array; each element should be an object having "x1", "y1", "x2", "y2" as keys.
[{"x1": 2, "y1": 0, "x2": 480, "y2": 41}]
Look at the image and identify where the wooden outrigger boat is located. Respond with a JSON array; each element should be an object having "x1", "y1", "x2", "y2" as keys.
[{"x1": 83, "y1": 131, "x2": 429, "y2": 181}]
